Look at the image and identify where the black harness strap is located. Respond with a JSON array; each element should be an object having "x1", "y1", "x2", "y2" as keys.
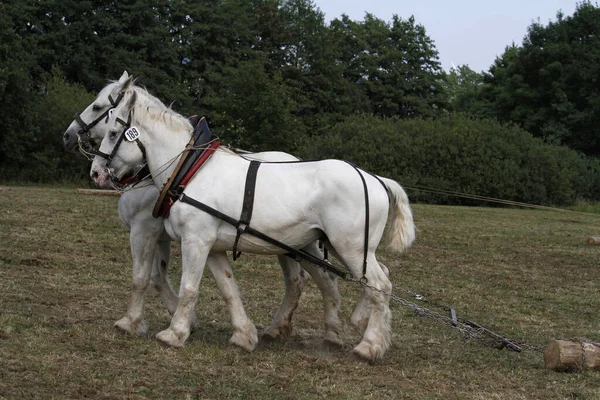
[
  {"x1": 74, "y1": 92, "x2": 125, "y2": 134},
  {"x1": 95, "y1": 112, "x2": 147, "y2": 175},
  {"x1": 345, "y1": 161, "x2": 370, "y2": 282},
  {"x1": 178, "y1": 193, "x2": 348, "y2": 279},
  {"x1": 232, "y1": 160, "x2": 261, "y2": 260}
]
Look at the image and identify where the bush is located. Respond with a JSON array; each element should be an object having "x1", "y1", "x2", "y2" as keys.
[
  {"x1": 0, "y1": 70, "x2": 95, "y2": 183},
  {"x1": 302, "y1": 113, "x2": 600, "y2": 206}
]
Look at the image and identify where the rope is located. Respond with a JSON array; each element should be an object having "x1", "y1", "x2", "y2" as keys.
[{"x1": 404, "y1": 184, "x2": 600, "y2": 217}]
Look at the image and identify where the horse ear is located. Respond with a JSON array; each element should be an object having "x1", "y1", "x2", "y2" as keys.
[
  {"x1": 127, "y1": 91, "x2": 137, "y2": 111},
  {"x1": 120, "y1": 75, "x2": 134, "y2": 92},
  {"x1": 118, "y1": 71, "x2": 129, "y2": 84}
]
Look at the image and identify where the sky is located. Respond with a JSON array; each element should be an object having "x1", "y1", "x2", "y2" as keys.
[{"x1": 314, "y1": 0, "x2": 579, "y2": 72}]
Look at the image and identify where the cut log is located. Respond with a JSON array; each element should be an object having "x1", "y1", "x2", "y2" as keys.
[
  {"x1": 544, "y1": 340, "x2": 600, "y2": 371},
  {"x1": 587, "y1": 237, "x2": 600, "y2": 245},
  {"x1": 75, "y1": 189, "x2": 121, "y2": 197}
]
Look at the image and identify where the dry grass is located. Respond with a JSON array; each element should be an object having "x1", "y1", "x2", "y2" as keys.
[{"x1": 1, "y1": 186, "x2": 600, "y2": 399}]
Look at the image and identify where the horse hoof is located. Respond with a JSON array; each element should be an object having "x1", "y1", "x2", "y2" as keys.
[
  {"x1": 262, "y1": 324, "x2": 292, "y2": 341},
  {"x1": 114, "y1": 316, "x2": 148, "y2": 336},
  {"x1": 353, "y1": 341, "x2": 385, "y2": 362},
  {"x1": 156, "y1": 328, "x2": 186, "y2": 347},
  {"x1": 230, "y1": 324, "x2": 258, "y2": 352}
]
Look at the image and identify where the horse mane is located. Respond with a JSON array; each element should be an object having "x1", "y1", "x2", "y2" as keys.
[
  {"x1": 132, "y1": 104, "x2": 193, "y2": 135},
  {"x1": 129, "y1": 84, "x2": 169, "y2": 110},
  {"x1": 100, "y1": 79, "x2": 169, "y2": 110}
]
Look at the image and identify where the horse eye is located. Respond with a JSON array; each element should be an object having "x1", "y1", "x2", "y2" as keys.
[
  {"x1": 109, "y1": 130, "x2": 118, "y2": 140},
  {"x1": 92, "y1": 104, "x2": 102, "y2": 111}
]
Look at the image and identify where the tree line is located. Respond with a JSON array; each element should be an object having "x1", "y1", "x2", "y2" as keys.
[{"x1": 1, "y1": 0, "x2": 599, "y2": 205}]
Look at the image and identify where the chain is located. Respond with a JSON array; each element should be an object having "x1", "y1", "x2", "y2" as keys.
[
  {"x1": 344, "y1": 274, "x2": 545, "y2": 352},
  {"x1": 570, "y1": 337, "x2": 600, "y2": 349}
]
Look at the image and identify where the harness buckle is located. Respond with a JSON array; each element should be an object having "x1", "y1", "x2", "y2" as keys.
[{"x1": 237, "y1": 223, "x2": 248, "y2": 234}]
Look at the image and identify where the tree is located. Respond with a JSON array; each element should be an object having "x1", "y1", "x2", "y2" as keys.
[
  {"x1": 443, "y1": 64, "x2": 485, "y2": 115},
  {"x1": 329, "y1": 13, "x2": 447, "y2": 119},
  {"x1": 0, "y1": 5, "x2": 36, "y2": 171},
  {"x1": 480, "y1": 2, "x2": 600, "y2": 155}
]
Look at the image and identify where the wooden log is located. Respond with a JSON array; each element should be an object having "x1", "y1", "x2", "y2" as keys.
[
  {"x1": 75, "y1": 189, "x2": 121, "y2": 197},
  {"x1": 587, "y1": 236, "x2": 600, "y2": 245},
  {"x1": 544, "y1": 340, "x2": 600, "y2": 371}
]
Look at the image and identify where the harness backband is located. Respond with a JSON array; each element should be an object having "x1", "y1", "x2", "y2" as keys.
[{"x1": 232, "y1": 160, "x2": 261, "y2": 261}]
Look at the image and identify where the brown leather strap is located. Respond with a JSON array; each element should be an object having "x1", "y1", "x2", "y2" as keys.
[{"x1": 152, "y1": 134, "x2": 195, "y2": 218}]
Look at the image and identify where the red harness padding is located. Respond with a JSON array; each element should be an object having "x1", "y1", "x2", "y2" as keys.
[
  {"x1": 179, "y1": 140, "x2": 220, "y2": 188},
  {"x1": 155, "y1": 140, "x2": 221, "y2": 219}
]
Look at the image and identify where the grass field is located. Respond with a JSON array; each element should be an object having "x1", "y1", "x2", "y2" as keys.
[{"x1": 1, "y1": 186, "x2": 599, "y2": 399}]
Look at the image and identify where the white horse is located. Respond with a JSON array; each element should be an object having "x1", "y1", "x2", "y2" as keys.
[
  {"x1": 63, "y1": 72, "x2": 344, "y2": 350},
  {"x1": 89, "y1": 90, "x2": 415, "y2": 360}
]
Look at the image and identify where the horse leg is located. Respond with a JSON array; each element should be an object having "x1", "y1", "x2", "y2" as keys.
[
  {"x1": 207, "y1": 252, "x2": 258, "y2": 351},
  {"x1": 114, "y1": 224, "x2": 159, "y2": 336},
  {"x1": 330, "y1": 247, "x2": 392, "y2": 361},
  {"x1": 155, "y1": 234, "x2": 212, "y2": 347},
  {"x1": 296, "y1": 243, "x2": 344, "y2": 347},
  {"x1": 148, "y1": 238, "x2": 200, "y2": 330},
  {"x1": 322, "y1": 245, "x2": 370, "y2": 336},
  {"x1": 262, "y1": 255, "x2": 308, "y2": 340},
  {"x1": 150, "y1": 238, "x2": 177, "y2": 314}
]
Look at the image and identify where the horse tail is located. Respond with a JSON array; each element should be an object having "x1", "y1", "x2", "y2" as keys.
[{"x1": 379, "y1": 177, "x2": 415, "y2": 253}]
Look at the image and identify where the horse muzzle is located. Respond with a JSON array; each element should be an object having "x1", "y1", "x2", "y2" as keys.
[
  {"x1": 63, "y1": 129, "x2": 80, "y2": 151},
  {"x1": 90, "y1": 166, "x2": 112, "y2": 188}
]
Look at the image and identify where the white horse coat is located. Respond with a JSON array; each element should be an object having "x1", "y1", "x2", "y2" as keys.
[
  {"x1": 64, "y1": 72, "x2": 343, "y2": 350},
  {"x1": 90, "y1": 86, "x2": 415, "y2": 360}
]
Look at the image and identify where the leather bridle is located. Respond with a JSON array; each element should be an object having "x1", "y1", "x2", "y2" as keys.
[
  {"x1": 73, "y1": 92, "x2": 125, "y2": 151},
  {"x1": 95, "y1": 109, "x2": 146, "y2": 174}
]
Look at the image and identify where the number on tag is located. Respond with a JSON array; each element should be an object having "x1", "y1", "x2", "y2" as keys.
[{"x1": 124, "y1": 126, "x2": 140, "y2": 141}]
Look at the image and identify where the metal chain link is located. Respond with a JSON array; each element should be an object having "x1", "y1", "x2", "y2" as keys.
[{"x1": 345, "y1": 274, "x2": 546, "y2": 352}]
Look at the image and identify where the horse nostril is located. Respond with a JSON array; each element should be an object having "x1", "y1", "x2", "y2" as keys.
[
  {"x1": 91, "y1": 171, "x2": 99, "y2": 180},
  {"x1": 63, "y1": 132, "x2": 77, "y2": 150}
]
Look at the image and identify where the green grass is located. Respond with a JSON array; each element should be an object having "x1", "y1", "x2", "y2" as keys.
[
  {"x1": 1, "y1": 186, "x2": 600, "y2": 399},
  {"x1": 568, "y1": 200, "x2": 600, "y2": 214}
]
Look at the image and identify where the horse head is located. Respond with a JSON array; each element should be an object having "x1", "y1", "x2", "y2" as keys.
[
  {"x1": 62, "y1": 71, "x2": 134, "y2": 152},
  {"x1": 90, "y1": 91, "x2": 146, "y2": 188}
]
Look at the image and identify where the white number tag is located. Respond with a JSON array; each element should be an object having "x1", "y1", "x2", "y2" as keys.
[{"x1": 124, "y1": 126, "x2": 141, "y2": 141}]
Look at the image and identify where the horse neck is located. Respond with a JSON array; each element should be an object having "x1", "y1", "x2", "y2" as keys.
[
  {"x1": 135, "y1": 112, "x2": 192, "y2": 189},
  {"x1": 129, "y1": 86, "x2": 168, "y2": 109}
]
